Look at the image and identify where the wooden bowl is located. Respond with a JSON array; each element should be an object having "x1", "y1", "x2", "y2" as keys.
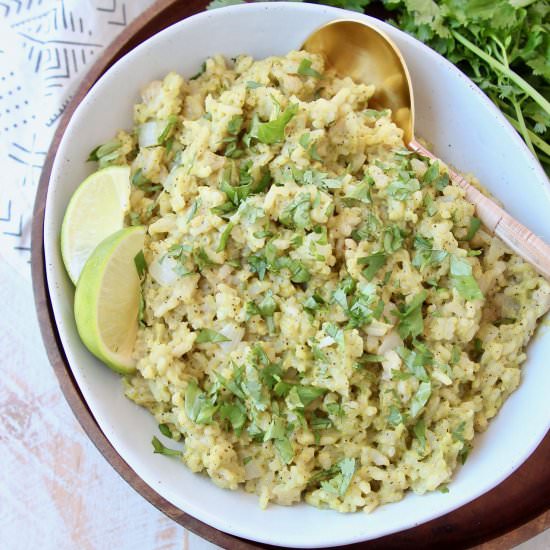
[{"x1": 31, "y1": 0, "x2": 549, "y2": 547}]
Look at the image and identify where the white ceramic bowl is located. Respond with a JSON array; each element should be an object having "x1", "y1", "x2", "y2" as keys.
[{"x1": 44, "y1": 2, "x2": 550, "y2": 547}]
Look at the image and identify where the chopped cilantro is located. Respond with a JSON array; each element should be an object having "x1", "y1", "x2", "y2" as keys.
[
  {"x1": 387, "y1": 173, "x2": 420, "y2": 200},
  {"x1": 358, "y1": 252, "x2": 387, "y2": 281},
  {"x1": 413, "y1": 419, "x2": 426, "y2": 451},
  {"x1": 216, "y1": 221, "x2": 235, "y2": 252},
  {"x1": 158, "y1": 423, "x2": 172, "y2": 438},
  {"x1": 227, "y1": 115, "x2": 243, "y2": 135},
  {"x1": 395, "y1": 291, "x2": 427, "y2": 340},
  {"x1": 452, "y1": 421, "x2": 466, "y2": 443},
  {"x1": 296, "y1": 385, "x2": 327, "y2": 407},
  {"x1": 274, "y1": 437, "x2": 294, "y2": 464},
  {"x1": 412, "y1": 235, "x2": 448, "y2": 270},
  {"x1": 319, "y1": 457, "x2": 356, "y2": 497},
  {"x1": 434, "y1": 173, "x2": 450, "y2": 191},
  {"x1": 383, "y1": 225, "x2": 404, "y2": 253},
  {"x1": 397, "y1": 346, "x2": 430, "y2": 382},
  {"x1": 358, "y1": 354, "x2": 385, "y2": 363},
  {"x1": 189, "y1": 61, "x2": 206, "y2": 80},
  {"x1": 252, "y1": 103, "x2": 298, "y2": 145},
  {"x1": 158, "y1": 115, "x2": 178, "y2": 144},
  {"x1": 388, "y1": 406, "x2": 404, "y2": 426},
  {"x1": 184, "y1": 381, "x2": 218, "y2": 424},
  {"x1": 422, "y1": 161, "x2": 440, "y2": 185},
  {"x1": 134, "y1": 250, "x2": 147, "y2": 279},
  {"x1": 458, "y1": 443, "x2": 472, "y2": 465},
  {"x1": 450, "y1": 255, "x2": 483, "y2": 301},
  {"x1": 450, "y1": 345, "x2": 461, "y2": 366},
  {"x1": 297, "y1": 58, "x2": 322, "y2": 78},
  {"x1": 410, "y1": 381, "x2": 432, "y2": 418},
  {"x1": 151, "y1": 436, "x2": 182, "y2": 457},
  {"x1": 364, "y1": 108, "x2": 390, "y2": 119},
  {"x1": 304, "y1": 293, "x2": 325, "y2": 315},
  {"x1": 351, "y1": 213, "x2": 381, "y2": 242},
  {"x1": 219, "y1": 401, "x2": 247, "y2": 433},
  {"x1": 192, "y1": 247, "x2": 216, "y2": 272},
  {"x1": 87, "y1": 139, "x2": 121, "y2": 164},
  {"x1": 279, "y1": 193, "x2": 311, "y2": 230},
  {"x1": 131, "y1": 169, "x2": 163, "y2": 193},
  {"x1": 342, "y1": 178, "x2": 372, "y2": 205},
  {"x1": 466, "y1": 217, "x2": 481, "y2": 240},
  {"x1": 185, "y1": 198, "x2": 202, "y2": 223},
  {"x1": 195, "y1": 329, "x2": 231, "y2": 344},
  {"x1": 324, "y1": 322, "x2": 344, "y2": 347}
]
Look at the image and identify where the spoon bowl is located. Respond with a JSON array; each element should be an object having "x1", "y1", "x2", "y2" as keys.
[
  {"x1": 302, "y1": 19, "x2": 550, "y2": 280},
  {"x1": 303, "y1": 19, "x2": 414, "y2": 143}
]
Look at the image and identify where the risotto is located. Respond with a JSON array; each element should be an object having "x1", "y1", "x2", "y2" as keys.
[{"x1": 89, "y1": 50, "x2": 550, "y2": 512}]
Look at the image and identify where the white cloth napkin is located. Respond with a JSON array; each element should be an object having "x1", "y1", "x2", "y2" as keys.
[{"x1": 0, "y1": 0, "x2": 154, "y2": 277}]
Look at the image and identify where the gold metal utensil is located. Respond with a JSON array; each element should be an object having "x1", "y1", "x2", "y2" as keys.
[{"x1": 302, "y1": 20, "x2": 550, "y2": 280}]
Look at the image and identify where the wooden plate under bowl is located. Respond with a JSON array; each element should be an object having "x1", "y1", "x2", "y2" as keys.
[{"x1": 31, "y1": 0, "x2": 549, "y2": 548}]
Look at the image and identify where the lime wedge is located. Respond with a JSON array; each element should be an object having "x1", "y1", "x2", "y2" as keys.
[
  {"x1": 61, "y1": 166, "x2": 131, "y2": 284},
  {"x1": 74, "y1": 226, "x2": 145, "y2": 374}
]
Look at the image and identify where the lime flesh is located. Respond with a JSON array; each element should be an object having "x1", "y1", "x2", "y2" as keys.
[
  {"x1": 61, "y1": 166, "x2": 131, "y2": 284},
  {"x1": 74, "y1": 226, "x2": 145, "y2": 374}
]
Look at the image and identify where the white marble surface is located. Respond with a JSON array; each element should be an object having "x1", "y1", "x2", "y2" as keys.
[{"x1": 0, "y1": 1, "x2": 547, "y2": 549}]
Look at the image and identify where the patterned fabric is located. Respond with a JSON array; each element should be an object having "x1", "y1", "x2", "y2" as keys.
[{"x1": 0, "y1": 0, "x2": 154, "y2": 278}]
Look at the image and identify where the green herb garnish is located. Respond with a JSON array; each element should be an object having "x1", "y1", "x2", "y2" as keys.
[
  {"x1": 151, "y1": 436, "x2": 182, "y2": 457},
  {"x1": 297, "y1": 58, "x2": 322, "y2": 79},
  {"x1": 450, "y1": 255, "x2": 483, "y2": 301},
  {"x1": 195, "y1": 329, "x2": 231, "y2": 344}
]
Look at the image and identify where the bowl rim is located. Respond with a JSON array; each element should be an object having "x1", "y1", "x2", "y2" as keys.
[{"x1": 32, "y1": 1, "x2": 550, "y2": 548}]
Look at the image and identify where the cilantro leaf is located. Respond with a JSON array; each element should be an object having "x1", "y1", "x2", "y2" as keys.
[
  {"x1": 466, "y1": 217, "x2": 481, "y2": 240},
  {"x1": 358, "y1": 252, "x2": 387, "y2": 281},
  {"x1": 297, "y1": 58, "x2": 322, "y2": 79},
  {"x1": 219, "y1": 401, "x2": 247, "y2": 433},
  {"x1": 158, "y1": 423, "x2": 173, "y2": 438},
  {"x1": 413, "y1": 418, "x2": 427, "y2": 451},
  {"x1": 450, "y1": 255, "x2": 483, "y2": 301},
  {"x1": 387, "y1": 173, "x2": 420, "y2": 200},
  {"x1": 412, "y1": 235, "x2": 448, "y2": 270},
  {"x1": 395, "y1": 291, "x2": 428, "y2": 340},
  {"x1": 134, "y1": 250, "x2": 147, "y2": 279},
  {"x1": 274, "y1": 437, "x2": 294, "y2": 464},
  {"x1": 296, "y1": 385, "x2": 327, "y2": 407},
  {"x1": 253, "y1": 103, "x2": 299, "y2": 144},
  {"x1": 324, "y1": 322, "x2": 344, "y2": 347},
  {"x1": 410, "y1": 381, "x2": 432, "y2": 418},
  {"x1": 87, "y1": 139, "x2": 121, "y2": 164},
  {"x1": 195, "y1": 329, "x2": 231, "y2": 344},
  {"x1": 320, "y1": 457, "x2": 356, "y2": 497},
  {"x1": 279, "y1": 193, "x2": 311, "y2": 230},
  {"x1": 151, "y1": 436, "x2": 182, "y2": 457},
  {"x1": 388, "y1": 406, "x2": 404, "y2": 426},
  {"x1": 184, "y1": 381, "x2": 218, "y2": 424},
  {"x1": 216, "y1": 221, "x2": 235, "y2": 252}
]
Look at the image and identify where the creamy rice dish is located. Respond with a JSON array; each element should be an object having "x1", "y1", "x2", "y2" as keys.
[{"x1": 90, "y1": 51, "x2": 550, "y2": 512}]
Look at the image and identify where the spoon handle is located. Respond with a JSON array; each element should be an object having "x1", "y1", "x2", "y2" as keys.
[{"x1": 409, "y1": 140, "x2": 550, "y2": 280}]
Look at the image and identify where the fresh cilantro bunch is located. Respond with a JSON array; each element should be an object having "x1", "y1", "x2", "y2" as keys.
[
  {"x1": 383, "y1": 0, "x2": 549, "y2": 174},
  {"x1": 207, "y1": 0, "x2": 549, "y2": 174}
]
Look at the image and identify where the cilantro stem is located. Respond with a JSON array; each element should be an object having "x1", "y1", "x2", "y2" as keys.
[
  {"x1": 451, "y1": 31, "x2": 550, "y2": 116},
  {"x1": 512, "y1": 100, "x2": 535, "y2": 154},
  {"x1": 502, "y1": 113, "x2": 550, "y2": 157}
]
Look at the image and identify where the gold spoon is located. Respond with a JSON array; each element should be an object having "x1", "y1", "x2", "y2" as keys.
[{"x1": 302, "y1": 20, "x2": 550, "y2": 280}]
